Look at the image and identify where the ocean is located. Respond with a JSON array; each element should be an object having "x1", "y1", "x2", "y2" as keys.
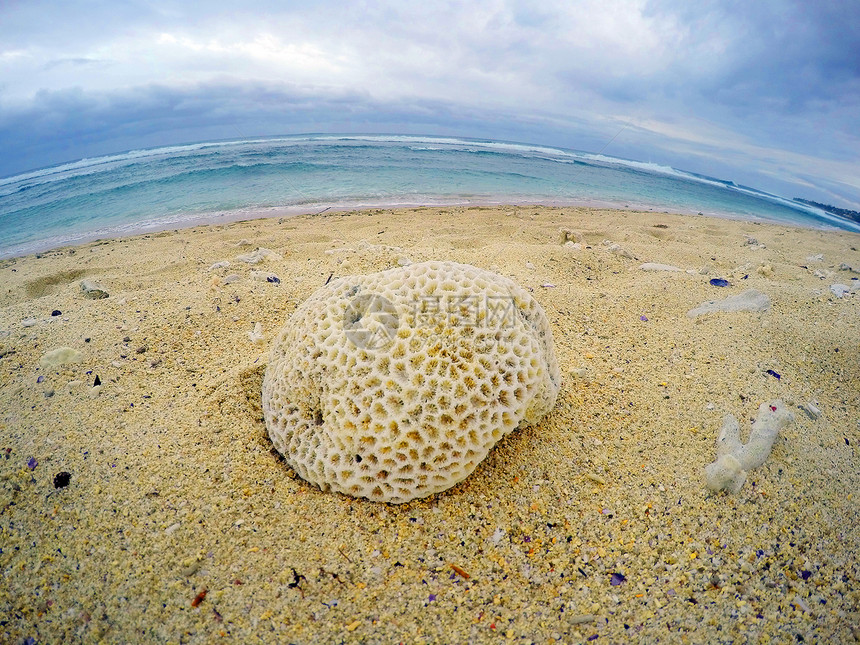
[{"x1": 1, "y1": 134, "x2": 857, "y2": 259}]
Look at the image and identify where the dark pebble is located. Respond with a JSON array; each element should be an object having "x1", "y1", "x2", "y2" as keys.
[
  {"x1": 123, "y1": 336, "x2": 131, "y2": 343},
  {"x1": 53, "y1": 471, "x2": 71, "y2": 488},
  {"x1": 266, "y1": 276, "x2": 281, "y2": 284},
  {"x1": 136, "y1": 346, "x2": 147, "y2": 354},
  {"x1": 93, "y1": 375, "x2": 101, "y2": 386},
  {"x1": 709, "y1": 278, "x2": 731, "y2": 287},
  {"x1": 51, "y1": 310, "x2": 62, "y2": 316}
]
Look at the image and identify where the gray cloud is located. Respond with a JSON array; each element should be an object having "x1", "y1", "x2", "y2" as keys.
[{"x1": 1, "y1": 0, "x2": 858, "y2": 205}]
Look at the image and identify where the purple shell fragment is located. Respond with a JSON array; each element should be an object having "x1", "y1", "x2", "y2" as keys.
[
  {"x1": 709, "y1": 278, "x2": 731, "y2": 287},
  {"x1": 610, "y1": 572, "x2": 626, "y2": 586},
  {"x1": 766, "y1": 369, "x2": 781, "y2": 380},
  {"x1": 639, "y1": 315, "x2": 648, "y2": 321},
  {"x1": 27, "y1": 457, "x2": 38, "y2": 470}
]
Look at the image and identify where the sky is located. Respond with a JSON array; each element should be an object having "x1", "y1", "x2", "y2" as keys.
[{"x1": 1, "y1": 0, "x2": 858, "y2": 208}]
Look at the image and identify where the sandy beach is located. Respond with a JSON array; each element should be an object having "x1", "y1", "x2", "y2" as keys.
[{"x1": 1, "y1": 205, "x2": 858, "y2": 643}]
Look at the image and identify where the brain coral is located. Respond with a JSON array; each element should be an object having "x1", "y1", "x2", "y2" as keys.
[{"x1": 262, "y1": 260, "x2": 560, "y2": 503}]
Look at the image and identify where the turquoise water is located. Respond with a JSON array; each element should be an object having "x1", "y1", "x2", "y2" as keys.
[{"x1": 1, "y1": 134, "x2": 857, "y2": 259}]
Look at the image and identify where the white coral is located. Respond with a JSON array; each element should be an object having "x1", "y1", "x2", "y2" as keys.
[
  {"x1": 262, "y1": 261, "x2": 560, "y2": 503},
  {"x1": 704, "y1": 400, "x2": 794, "y2": 493}
]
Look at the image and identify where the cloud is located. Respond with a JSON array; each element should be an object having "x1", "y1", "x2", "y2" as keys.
[
  {"x1": 0, "y1": 0, "x2": 858, "y2": 205},
  {"x1": 0, "y1": 80, "x2": 618, "y2": 177}
]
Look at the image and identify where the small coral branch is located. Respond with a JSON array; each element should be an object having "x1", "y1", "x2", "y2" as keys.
[{"x1": 704, "y1": 400, "x2": 794, "y2": 494}]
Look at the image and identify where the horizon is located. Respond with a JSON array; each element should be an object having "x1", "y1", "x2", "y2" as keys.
[
  {"x1": 2, "y1": 132, "x2": 853, "y2": 220},
  {"x1": 1, "y1": 2, "x2": 859, "y2": 209},
  {"x1": 4, "y1": 133, "x2": 859, "y2": 264}
]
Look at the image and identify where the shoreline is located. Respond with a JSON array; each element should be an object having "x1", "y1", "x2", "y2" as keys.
[
  {"x1": 1, "y1": 205, "x2": 858, "y2": 642},
  {"x1": 1, "y1": 196, "x2": 850, "y2": 262}
]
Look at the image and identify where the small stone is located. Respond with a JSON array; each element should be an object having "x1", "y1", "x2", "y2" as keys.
[
  {"x1": 586, "y1": 472, "x2": 606, "y2": 485},
  {"x1": 248, "y1": 322, "x2": 264, "y2": 345},
  {"x1": 22, "y1": 318, "x2": 38, "y2": 328},
  {"x1": 223, "y1": 274, "x2": 241, "y2": 284},
  {"x1": 568, "y1": 614, "x2": 596, "y2": 625},
  {"x1": 80, "y1": 279, "x2": 109, "y2": 299},
  {"x1": 687, "y1": 290, "x2": 770, "y2": 317},
  {"x1": 236, "y1": 247, "x2": 281, "y2": 264},
  {"x1": 604, "y1": 242, "x2": 634, "y2": 258},
  {"x1": 799, "y1": 402, "x2": 822, "y2": 420},
  {"x1": 250, "y1": 271, "x2": 281, "y2": 283},
  {"x1": 830, "y1": 284, "x2": 851, "y2": 298},
  {"x1": 136, "y1": 346, "x2": 147, "y2": 354},
  {"x1": 39, "y1": 347, "x2": 83, "y2": 368},
  {"x1": 559, "y1": 229, "x2": 584, "y2": 245},
  {"x1": 207, "y1": 261, "x2": 230, "y2": 271},
  {"x1": 51, "y1": 310, "x2": 62, "y2": 317},
  {"x1": 756, "y1": 264, "x2": 774, "y2": 278},
  {"x1": 53, "y1": 472, "x2": 71, "y2": 488}
]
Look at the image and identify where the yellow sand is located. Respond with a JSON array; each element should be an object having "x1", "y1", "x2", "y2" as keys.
[{"x1": 1, "y1": 206, "x2": 858, "y2": 643}]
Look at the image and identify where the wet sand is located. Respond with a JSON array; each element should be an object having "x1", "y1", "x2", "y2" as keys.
[{"x1": 1, "y1": 206, "x2": 858, "y2": 643}]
